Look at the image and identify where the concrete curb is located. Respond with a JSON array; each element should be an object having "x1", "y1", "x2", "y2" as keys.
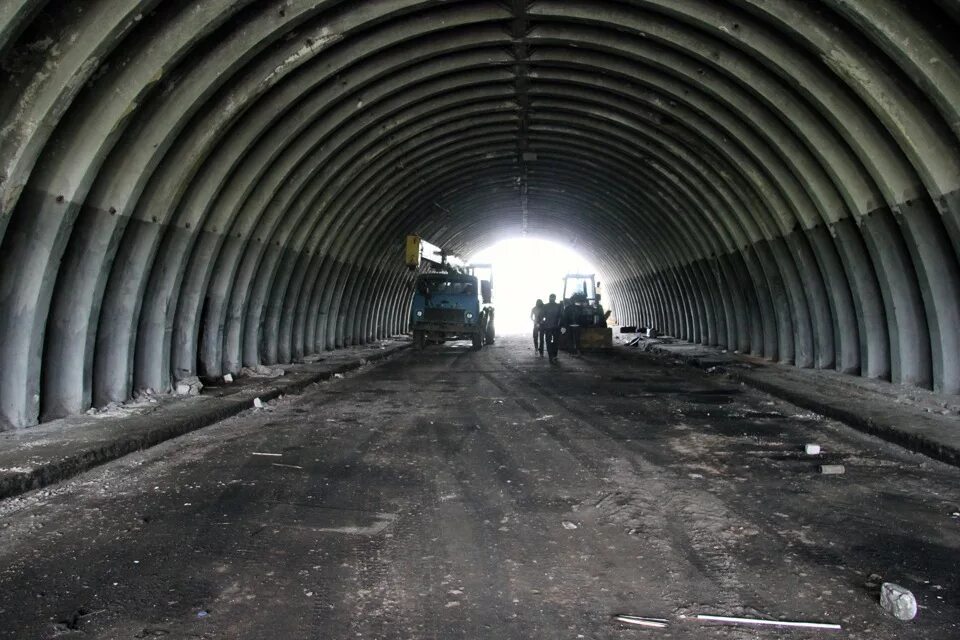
[
  {"x1": 729, "y1": 371, "x2": 960, "y2": 468},
  {"x1": 0, "y1": 343, "x2": 410, "y2": 502},
  {"x1": 643, "y1": 343, "x2": 960, "y2": 469}
]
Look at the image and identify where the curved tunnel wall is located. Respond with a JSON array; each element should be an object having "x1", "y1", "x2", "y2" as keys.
[{"x1": 0, "y1": 0, "x2": 959, "y2": 429}]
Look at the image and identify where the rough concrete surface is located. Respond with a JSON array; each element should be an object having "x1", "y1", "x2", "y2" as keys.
[
  {"x1": 0, "y1": 336, "x2": 958, "y2": 639},
  {"x1": 0, "y1": 339, "x2": 409, "y2": 501},
  {"x1": 625, "y1": 336, "x2": 960, "y2": 467}
]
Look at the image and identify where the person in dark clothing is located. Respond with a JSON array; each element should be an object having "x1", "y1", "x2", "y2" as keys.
[
  {"x1": 540, "y1": 293, "x2": 563, "y2": 363},
  {"x1": 530, "y1": 299, "x2": 545, "y2": 355},
  {"x1": 563, "y1": 299, "x2": 582, "y2": 355}
]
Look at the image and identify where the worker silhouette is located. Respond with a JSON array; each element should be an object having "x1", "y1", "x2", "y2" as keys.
[
  {"x1": 563, "y1": 295, "x2": 583, "y2": 356},
  {"x1": 540, "y1": 293, "x2": 563, "y2": 363},
  {"x1": 531, "y1": 298, "x2": 545, "y2": 355}
]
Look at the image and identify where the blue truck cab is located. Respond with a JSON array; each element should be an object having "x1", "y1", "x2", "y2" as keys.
[{"x1": 410, "y1": 272, "x2": 494, "y2": 350}]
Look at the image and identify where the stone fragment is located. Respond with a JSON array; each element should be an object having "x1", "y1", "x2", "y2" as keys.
[
  {"x1": 240, "y1": 364, "x2": 284, "y2": 378},
  {"x1": 880, "y1": 582, "x2": 917, "y2": 620},
  {"x1": 175, "y1": 376, "x2": 203, "y2": 396}
]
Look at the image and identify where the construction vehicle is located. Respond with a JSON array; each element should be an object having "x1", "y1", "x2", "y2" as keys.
[
  {"x1": 560, "y1": 273, "x2": 612, "y2": 350},
  {"x1": 405, "y1": 235, "x2": 495, "y2": 350}
]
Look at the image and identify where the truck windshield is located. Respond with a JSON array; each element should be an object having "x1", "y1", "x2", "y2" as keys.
[{"x1": 416, "y1": 278, "x2": 476, "y2": 296}]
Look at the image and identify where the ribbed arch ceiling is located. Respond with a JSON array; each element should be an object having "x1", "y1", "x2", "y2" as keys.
[{"x1": 0, "y1": 0, "x2": 958, "y2": 429}]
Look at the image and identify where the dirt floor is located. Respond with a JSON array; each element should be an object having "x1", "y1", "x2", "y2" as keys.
[{"x1": 0, "y1": 335, "x2": 958, "y2": 639}]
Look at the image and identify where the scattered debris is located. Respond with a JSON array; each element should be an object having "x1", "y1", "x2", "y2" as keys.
[
  {"x1": 534, "y1": 414, "x2": 554, "y2": 421},
  {"x1": 196, "y1": 610, "x2": 209, "y2": 618},
  {"x1": 133, "y1": 388, "x2": 159, "y2": 402},
  {"x1": 561, "y1": 520, "x2": 578, "y2": 530},
  {"x1": 614, "y1": 615, "x2": 668, "y2": 628},
  {"x1": 223, "y1": 373, "x2": 234, "y2": 383},
  {"x1": 240, "y1": 364, "x2": 284, "y2": 378},
  {"x1": 333, "y1": 373, "x2": 344, "y2": 379},
  {"x1": 694, "y1": 614, "x2": 841, "y2": 630},
  {"x1": 880, "y1": 582, "x2": 918, "y2": 620},
  {"x1": 84, "y1": 386, "x2": 169, "y2": 417},
  {"x1": 252, "y1": 397, "x2": 264, "y2": 409},
  {"x1": 805, "y1": 444, "x2": 821, "y2": 455},
  {"x1": 175, "y1": 376, "x2": 203, "y2": 396},
  {"x1": 0, "y1": 466, "x2": 33, "y2": 474},
  {"x1": 271, "y1": 463, "x2": 303, "y2": 470},
  {"x1": 300, "y1": 353, "x2": 326, "y2": 364},
  {"x1": 251, "y1": 452, "x2": 282, "y2": 457},
  {"x1": 820, "y1": 464, "x2": 845, "y2": 475}
]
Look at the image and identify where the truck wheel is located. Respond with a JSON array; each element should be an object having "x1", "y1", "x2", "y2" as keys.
[
  {"x1": 414, "y1": 330, "x2": 426, "y2": 350},
  {"x1": 471, "y1": 332, "x2": 483, "y2": 351}
]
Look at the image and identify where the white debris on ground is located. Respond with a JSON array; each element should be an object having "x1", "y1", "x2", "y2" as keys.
[
  {"x1": 175, "y1": 376, "x2": 203, "y2": 396},
  {"x1": 880, "y1": 582, "x2": 918, "y2": 620},
  {"x1": 83, "y1": 378, "x2": 205, "y2": 419},
  {"x1": 132, "y1": 388, "x2": 161, "y2": 402},
  {"x1": 240, "y1": 364, "x2": 285, "y2": 378},
  {"x1": 84, "y1": 393, "x2": 161, "y2": 419}
]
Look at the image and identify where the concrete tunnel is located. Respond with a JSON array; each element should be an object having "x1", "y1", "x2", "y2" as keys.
[
  {"x1": 2, "y1": 2, "x2": 960, "y2": 637},
  {"x1": 1, "y1": 0, "x2": 960, "y2": 429}
]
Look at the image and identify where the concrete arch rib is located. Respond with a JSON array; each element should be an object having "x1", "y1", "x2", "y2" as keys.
[
  {"x1": 95, "y1": 1, "x2": 504, "y2": 405},
  {"x1": 223, "y1": 90, "x2": 514, "y2": 370},
  {"x1": 0, "y1": 0, "x2": 958, "y2": 429},
  {"x1": 541, "y1": 3, "x2": 956, "y2": 384},
  {"x1": 1, "y1": 0, "x2": 255, "y2": 426},
  {"x1": 529, "y1": 2, "x2": 945, "y2": 387},
  {"x1": 171, "y1": 42, "x2": 510, "y2": 379}
]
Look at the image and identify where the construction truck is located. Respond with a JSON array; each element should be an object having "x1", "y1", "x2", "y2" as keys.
[
  {"x1": 560, "y1": 273, "x2": 612, "y2": 350},
  {"x1": 405, "y1": 236, "x2": 495, "y2": 351}
]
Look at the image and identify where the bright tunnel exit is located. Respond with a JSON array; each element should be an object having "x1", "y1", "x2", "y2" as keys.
[{"x1": 469, "y1": 238, "x2": 603, "y2": 335}]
